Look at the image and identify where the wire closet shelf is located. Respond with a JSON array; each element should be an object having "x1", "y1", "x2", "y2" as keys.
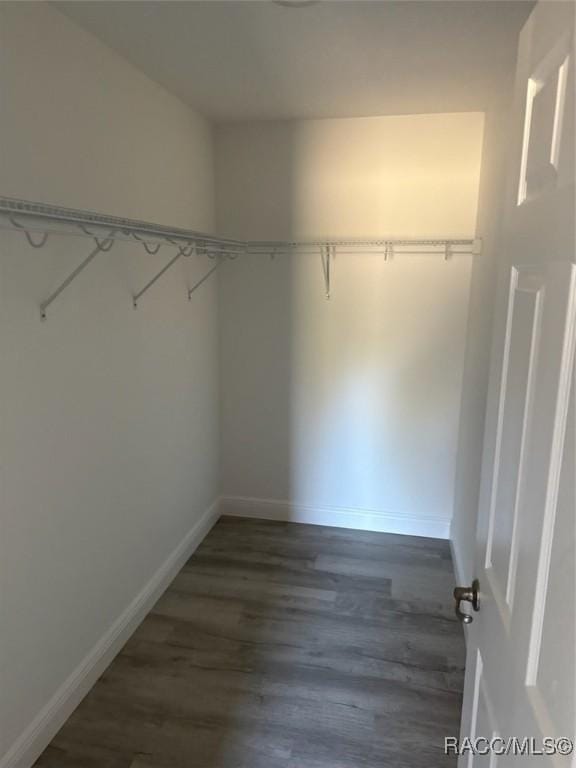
[{"x1": 0, "y1": 196, "x2": 481, "y2": 319}]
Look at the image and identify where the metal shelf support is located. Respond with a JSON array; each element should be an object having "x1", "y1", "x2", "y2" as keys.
[
  {"x1": 40, "y1": 235, "x2": 114, "y2": 321},
  {"x1": 188, "y1": 262, "x2": 219, "y2": 300},
  {"x1": 320, "y1": 244, "x2": 334, "y2": 300},
  {"x1": 133, "y1": 244, "x2": 195, "y2": 309}
]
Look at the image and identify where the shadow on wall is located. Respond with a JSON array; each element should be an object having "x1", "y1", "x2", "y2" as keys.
[{"x1": 218, "y1": 125, "x2": 299, "y2": 512}]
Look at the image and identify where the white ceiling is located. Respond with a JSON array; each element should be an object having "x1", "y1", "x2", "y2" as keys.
[{"x1": 55, "y1": 0, "x2": 533, "y2": 122}]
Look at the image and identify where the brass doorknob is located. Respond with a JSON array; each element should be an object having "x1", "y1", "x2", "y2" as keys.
[{"x1": 453, "y1": 579, "x2": 480, "y2": 624}]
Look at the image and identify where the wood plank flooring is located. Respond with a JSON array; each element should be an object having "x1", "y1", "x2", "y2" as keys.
[{"x1": 34, "y1": 516, "x2": 466, "y2": 768}]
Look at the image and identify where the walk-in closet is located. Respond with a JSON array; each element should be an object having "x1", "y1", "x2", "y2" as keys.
[{"x1": 2, "y1": 2, "x2": 574, "y2": 767}]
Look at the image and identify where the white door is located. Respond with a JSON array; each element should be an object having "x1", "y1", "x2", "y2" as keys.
[{"x1": 458, "y1": 2, "x2": 575, "y2": 766}]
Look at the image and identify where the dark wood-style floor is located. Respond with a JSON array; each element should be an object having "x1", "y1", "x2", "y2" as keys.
[{"x1": 34, "y1": 516, "x2": 465, "y2": 768}]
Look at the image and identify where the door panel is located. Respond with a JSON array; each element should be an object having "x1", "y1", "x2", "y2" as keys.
[
  {"x1": 461, "y1": 261, "x2": 575, "y2": 767},
  {"x1": 468, "y1": 650, "x2": 500, "y2": 768},
  {"x1": 518, "y1": 29, "x2": 572, "y2": 204},
  {"x1": 534, "y1": 384, "x2": 574, "y2": 738},
  {"x1": 484, "y1": 270, "x2": 543, "y2": 615}
]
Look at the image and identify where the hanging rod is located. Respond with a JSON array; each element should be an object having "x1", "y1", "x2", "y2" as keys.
[
  {"x1": 245, "y1": 238, "x2": 479, "y2": 249},
  {"x1": 0, "y1": 196, "x2": 481, "y2": 315}
]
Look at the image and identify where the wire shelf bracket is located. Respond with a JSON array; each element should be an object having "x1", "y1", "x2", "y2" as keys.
[
  {"x1": 132, "y1": 243, "x2": 195, "y2": 309},
  {"x1": 320, "y1": 244, "x2": 334, "y2": 300},
  {"x1": 188, "y1": 262, "x2": 219, "y2": 300},
  {"x1": 39, "y1": 234, "x2": 115, "y2": 321}
]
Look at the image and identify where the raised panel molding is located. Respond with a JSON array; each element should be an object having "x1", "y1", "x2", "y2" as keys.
[
  {"x1": 518, "y1": 39, "x2": 571, "y2": 205},
  {"x1": 525, "y1": 267, "x2": 576, "y2": 688},
  {"x1": 485, "y1": 270, "x2": 544, "y2": 617}
]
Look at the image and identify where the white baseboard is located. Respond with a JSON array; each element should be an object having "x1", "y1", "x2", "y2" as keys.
[
  {"x1": 1, "y1": 499, "x2": 220, "y2": 768},
  {"x1": 220, "y1": 496, "x2": 450, "y2": 540}
]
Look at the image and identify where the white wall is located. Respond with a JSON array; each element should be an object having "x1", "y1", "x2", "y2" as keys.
[
  {"x1": 216, "y1": 114, "x2": 484, "y2": 537},
  {"x1": 0, "y1": 4, "x2": 218, "y2": 765},
  {"x1": 450, "y1": 92, "x2": 515, "y2": 584}
]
